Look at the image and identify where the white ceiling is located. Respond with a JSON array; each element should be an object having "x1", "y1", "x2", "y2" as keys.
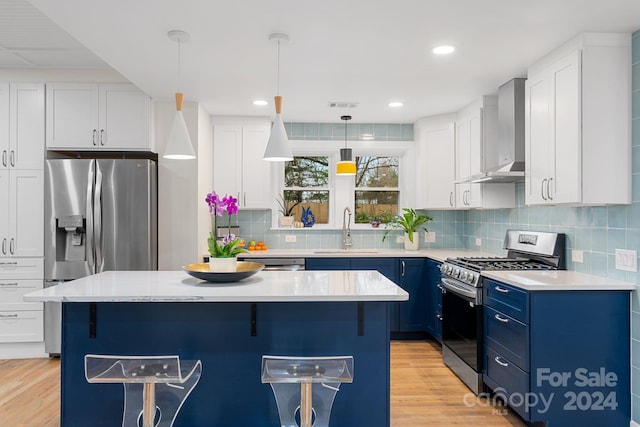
[{"x1": 8, "y1": 0, "x2": 640, "y2": 122}]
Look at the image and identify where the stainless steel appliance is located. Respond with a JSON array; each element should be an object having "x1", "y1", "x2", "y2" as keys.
[
  {"x1": 237, "y1": 257, "x2": 305, "y2": 271},
  {"x1": 439, "y1": 230, "x2": 565, "y2": 394},
  {"x1": 44, "y1": 158, "x2": 157, "y2": 354}
]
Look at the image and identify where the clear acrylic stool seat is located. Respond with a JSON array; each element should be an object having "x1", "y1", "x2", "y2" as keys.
[
  {"x1": 84, "y1": 354, "x2": 202, "y2": 427},
  {"x1": 261, "y1": 356, "x2": 354, "y2": 427}
]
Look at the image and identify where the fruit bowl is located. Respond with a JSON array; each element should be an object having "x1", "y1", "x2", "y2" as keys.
[{"x1": 182, "y1": 261, "x2": 264, "y2": 283}]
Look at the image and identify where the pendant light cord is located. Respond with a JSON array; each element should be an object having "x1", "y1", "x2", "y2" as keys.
[
  {"x1": 344, "y1": 117, "x2": 347, "y2": 149},
  {"x1": 276, "y1": 39, "x2": 281, "y2": 96},
  {"x1": 177, "y1": 38, "x2": 182, "y2": 91}
]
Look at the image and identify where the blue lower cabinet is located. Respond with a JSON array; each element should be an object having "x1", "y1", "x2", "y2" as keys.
[
  {"x1": 483, "y1": 281, "x2": 630, "y2": 427},
  {"x1": 304, "y1": 257, "x2": 351, "y2": 270},
  {"x1": 396, "y1": 258, "x2": 427, "y2": 332},
  {"x1": 425, "y1": 259, "x2": 442, "y2": 343}
]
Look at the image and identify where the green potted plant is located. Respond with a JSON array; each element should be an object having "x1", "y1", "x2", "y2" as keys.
[
  {"x1": 382, "y1": 208, "x2": 432, "y2": 250},
  {"x1": 276, "y1": 193, "x2": 301, "y2": 227}
]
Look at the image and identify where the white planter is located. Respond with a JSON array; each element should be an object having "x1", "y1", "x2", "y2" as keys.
[
  {"x1": 209, "y1": 257, "x2": 238, "y2": 272},
  {"x1": 404, "y1": 232, "x2": 419, "y2": 251},
  {"x1": 279, "y1": 216, "x2": 294, "y2": 227}
]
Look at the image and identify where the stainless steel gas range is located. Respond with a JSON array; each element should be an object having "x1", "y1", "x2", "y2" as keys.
[{"x1": 439, "y1": 230, "x2": 566, "y2": 394}]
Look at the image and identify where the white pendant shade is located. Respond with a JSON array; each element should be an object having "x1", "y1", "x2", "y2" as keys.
[
  {"x1": 164, "y1": 110, "x2": 196, "y2": 160},
  {"x1": 263, "y1": 113, "x2": 293, "y2": 161}
]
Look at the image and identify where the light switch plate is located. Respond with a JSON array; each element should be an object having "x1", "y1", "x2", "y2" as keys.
[
  {"x1": 425, "y1": 232, "x2": 436, "y2": 243},
  {"x1": 571, "y1": 250, "x2": 584, "y2": 263},
  {"x1": 285, "y1": 235, "x2": 296, "y2": 243},
  {"x1": 615, "y1": 249, "x2": 637, "y2": 272},
  {"x1": 475, "y1": 238, "x2": 481, "y2": 247}
]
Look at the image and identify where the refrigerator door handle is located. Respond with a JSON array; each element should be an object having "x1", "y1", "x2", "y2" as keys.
[
  {"x1": 94, "y1": 165, "x2": 104, "y2": 273},
  {"x1": 86, "y1": 161, "x2": 95, "y2": 273}
]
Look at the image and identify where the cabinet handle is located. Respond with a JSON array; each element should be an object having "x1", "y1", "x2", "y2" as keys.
[
  {"x1": 494, "y1": 314, "x2": 509, "y2": 323},
  {"x1": 547, "y1": 177, "x2": 553, "y2": 200},
  {"x1": 0, "y1": 282, "x2": 18, "y2": 287},
  {"x1": 436, "y1": 283, "x2": 446, "y2": 293},
  {"x1": 10, "y1": 150, "x2": 15, "y2": 167},
  {"x1": 494, "y1": 356, "x2": 509, "y2": 367},
  {"x1": 401, "y1": 260, "x2": 406, "y2": 277},
  {"x1": 0, "y1": 261, "x2": 17, "y2": 266},
  {"x1": 541, "y1": 178, "x2": 547, "y2": 200},
  {"x1": 100, "y1": 129, "x2": 105, "y2": 146},
  {"x1": 2, "y1": 150, "x2": 6, "y2": 167},
  {"x1": 0, "y1": 314, "x2": 18, "y2": 318},
  {"x1": 1, "y1": 238, "x2": 5, "y2": 255},
  {"x1": 436, "y1": 314, "x2": 443, "y2": 321},
  {"x1": 494, "y1": 285, "x2": 509, "y2": 294},
  {"x1": 449, "y1": 191, "x2": 453, "y2": 207},
  {"x1": 9, "y1": 238, "x2": 14, "y2": 255},
  {"x1": 92, "y1": 129, "x2": 97, "y2": 146}
]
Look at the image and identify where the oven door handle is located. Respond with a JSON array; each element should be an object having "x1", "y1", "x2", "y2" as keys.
[{"x1": 441, "y1": 278, "x2": 478, "y2": 301}]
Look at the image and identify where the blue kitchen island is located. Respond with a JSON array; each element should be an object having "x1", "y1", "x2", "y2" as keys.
[{"x1": 25, "y1": 270, "x2": 408, "y2": 427}]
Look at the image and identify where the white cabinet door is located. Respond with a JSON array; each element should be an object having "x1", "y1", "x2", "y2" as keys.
[
  {"x1": 241, "y1": 124, "x2": 272, "y2": 208},
  {"x1": 10, "y1": 83, "x2": 44, "y2": 170},
  {"x1": 455, "y1": 119, "x2": 469, "y2": 207},
  {"x1": 9, "y1": 170, "x2": 43, "y2": 257},
  {"x1": 212, "y1": 124, "x2": 242, "y2": 200},
  {"x1": 418, "y1": 119, "x2": 456, "y2": 208},
  {"x1": 525, "y1": 72, "x2": 552, "y2": 205},
  {"x1": 549, "y1": 50, "x2": 581, "y2": 204},
  {"x1": 99, "y1": 84, "x2": 151, "y2": 150},
  {"x1": 0, "y1": 170, "x2": 8, "y2": 257},
  {"x1": 0, "y1": 83, "x2": 8, "y2": 171},
  {"x1": 46, "y1": 83, "x2": 99, "y2": 149}
]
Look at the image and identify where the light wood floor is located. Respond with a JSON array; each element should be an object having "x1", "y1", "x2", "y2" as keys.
[{"x1": 0, "y1": 340, "x2": 524, "y2": 426}]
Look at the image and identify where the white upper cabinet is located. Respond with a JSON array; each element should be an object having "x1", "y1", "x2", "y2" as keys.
[
  {"x1": 212, "y1": 118, "x2": 273, "y2": 209},
  {"x1": 0, "y1": 83, "x2": 44, "y2": 171},
  {"x1": 46, "y1": 83, "x2": 151, "y2": 151},
  {"x1": 525, "y1": 33, "x2": 631, "y2": 206},
  {"x1": 455, "y1": 97, "x2": 515, "y2": 209},
  {"x1": 415, "y1": 115, "x2": 457, "y2": 209}
]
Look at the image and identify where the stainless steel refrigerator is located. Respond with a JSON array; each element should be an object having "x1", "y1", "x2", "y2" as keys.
[{"x1": 44, "y1": 158, "x2": 157, "y2": 354}]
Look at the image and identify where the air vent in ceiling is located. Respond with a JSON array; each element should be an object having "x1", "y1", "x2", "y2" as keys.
[{"x1": 328, "y1": 102, "x2": 359, "y2": 108}]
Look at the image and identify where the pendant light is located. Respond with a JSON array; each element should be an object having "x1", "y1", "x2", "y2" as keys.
[
  {"x1": 164, "y1": 30, "x2": 196, "y2": 160},
  {"x1": 263, "y1": 33, "x2": 293, "y2": 162},
  {"x1": 336, "y1": 115, "x2": 356, "y2": 175}
]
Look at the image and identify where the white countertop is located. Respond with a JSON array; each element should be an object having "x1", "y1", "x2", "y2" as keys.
[
  {"x1": 24, "y1": 270, "x2": 409, "y2": 303},
  {"x1": 238, "y1": 248, "x2": 491, "y2": 262},
  {"x1": 482, "y1": 270, "x2": 636, "y2": 291}
]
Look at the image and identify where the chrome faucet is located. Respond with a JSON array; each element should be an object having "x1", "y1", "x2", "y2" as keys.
[{"x1": 342, "y1": 207, "x2": 353, "y2": 250}]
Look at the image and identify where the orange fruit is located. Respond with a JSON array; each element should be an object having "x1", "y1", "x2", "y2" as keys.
[
  {"x1": 262, "y1": 245, "x2": 269, "y2": 250},
  {"x1": 248, "y1": 246, "x2": 255, "y2": 250},
  {"x1": 257, "y1": 241, "x2": 264, "y2": 246}
]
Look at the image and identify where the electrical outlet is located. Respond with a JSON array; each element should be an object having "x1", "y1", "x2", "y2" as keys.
[
  {"x1": 571, "y1": 250, "x2": 584, "y2": 263},
  {"x1": 424, "y1": 232, "x2": 436, "y2": 243},
  {"x1": 396, "y1": 235, "x2": 404, "y2": 243},
  {"x1": 475, "y1": 238, "x2": 481, "y2": 247},
  {"x1": 615, "y1": 249, "x2": 638, "y2": 272},
  {"x1": 285, "y1": 235, "x2": 296, "y2": 243}
]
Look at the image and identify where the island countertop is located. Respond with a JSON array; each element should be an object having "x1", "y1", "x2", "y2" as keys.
[{"x1": 24, "y1": 270, "x2": 409, "y2": 303}]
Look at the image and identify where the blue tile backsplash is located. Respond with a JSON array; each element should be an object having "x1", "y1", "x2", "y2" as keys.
[{"x1": 239, "y1": 31, "x2": 640, "y2": 422}]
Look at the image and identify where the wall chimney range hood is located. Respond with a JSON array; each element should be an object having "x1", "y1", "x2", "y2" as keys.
[{"x1": 470, "y1": 78, "x2": 526, "y2": 183}]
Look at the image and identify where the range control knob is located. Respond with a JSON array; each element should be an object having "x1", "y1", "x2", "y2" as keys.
[
  {"x1": 453, "y1": 268, "x2": 460, "y2": 278},
  {"x1": 467, "y1": 273, "x2": 476, "y2": 283},
  {"x1": 461, "y1": 271, "x2": 468, "y2": 281}
]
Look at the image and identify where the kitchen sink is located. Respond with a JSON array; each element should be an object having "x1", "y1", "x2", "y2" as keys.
[{"x1": 313, "y1": 249, "x2": 379, "y2": 254}]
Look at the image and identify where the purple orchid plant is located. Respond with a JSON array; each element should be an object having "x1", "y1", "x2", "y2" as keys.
[{"x1": 205, "y1": 192, "x2": 247, "y2": 258}]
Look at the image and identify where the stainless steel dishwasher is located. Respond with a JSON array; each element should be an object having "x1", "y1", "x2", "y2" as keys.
[{"x1": 239, "y1": 257, "x2": 305, "y2": 271}]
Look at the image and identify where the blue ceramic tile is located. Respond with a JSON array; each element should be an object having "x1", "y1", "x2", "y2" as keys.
[
  {"x1": 634, "y1": 35, "x2": 640, "y2": 64},
  {"x1": 284, "y1": 122, "x2": 292, "y2": 135},
  {"x1": 346, "y1": 123, "x2": 358, "y2": 140},
  {"x1": 590, "y1": 228, "x2": 608, "y2": 253},
  {"x1": 589, "y1": 207, "x2": 608, "y2": 227},
  {"x1": 373, "y1": 124, "x2": 388, "y2": 139},
  {"x1": 537, "y1": 206, "x2": 550, "y2": 226},
  {"x1": 632, "y1": 288, "x2": 640, "y2": 313},
  {"x1": 634, "y1": 64, "x2": 640, "y2": 92},
  {"x1": 291, "y1": 122, "x2": 305, "y2": 138},
  {"x1": 401, "y1": 124, "x2": 414, "y2": 140},
  {"x1": 608, "y1": 205, "x2": 628, "y2": 229},
  {"x1": 304, "y1": 123, "x2": 319, "y2": 138},
  {"x1": 632, "y1": 392, "x2": 640, "y2": 422},
  {"x1": 574, "y1": 251, "x2": 591, "y2": 273},
  {"x1": 573, "y1": 227, "x2": 590, "y2": 250},
  {"x1": 388, "y1": 124, "x2": 402, "y2": 139},
  {"x1": 629, "y1": 203, "x2": 640, "y2": 229},
  {"x1": 629, "y1": 229, "x2": 640, "y2": 250},
  {"x1": 633, "y1": 366, "x2": 640, "y2": 397},
  {"x1": 332, "y1": 123, "x2": 344, "y2": 138},
  {"x1": 634, "y1": 91, "x2": 640, "y2": 120},
  {"x1": 608, "y1": 254, "x2": 627, "y2": 280},
  {"x1": 306, "y1": 234, "x2": 321, "y2": 248},
  {"x1": 633, "y1": 174, "x2": 640, "y2": 203},
  {"x1": 633, "y1": 310, "x2": 640, "y2": 343},
  {"x1": 590, "y1": 252, "x2": 608, "y2": 275},
  {"x1": 634, "y1": 337, "x2": 640, "y2": 365},
  {"x1": 560, "y1": 207, "x2": 578, "y2": 226},
  {"x1": 634, "y1": 146, "x2": 640, "y2": 171},
  {"x1": 634, "y1": 118, "x2": 640, "y2": 147},
  {"x1": 319, "y1": 123, "x2": 333, "y2": 138},
  {"x1": 359, "y1": 123, "x2": 374, "y2": 136}
]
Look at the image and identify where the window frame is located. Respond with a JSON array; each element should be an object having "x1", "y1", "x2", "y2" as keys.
[{"x1": 273, "y1": 139, "x2": 415, "y2": 229}]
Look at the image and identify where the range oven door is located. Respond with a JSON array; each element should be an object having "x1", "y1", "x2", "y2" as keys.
[{"x1": 441, "y1": 277, "x2": 483, "y2": 392}]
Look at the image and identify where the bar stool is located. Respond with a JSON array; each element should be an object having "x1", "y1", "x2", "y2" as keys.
[
  {"x1": 261, "y1": 355, "x2": 354, "y2": 427},
  {"x1": 84, "y1": 354, "x2": 202, "y2": 427}
]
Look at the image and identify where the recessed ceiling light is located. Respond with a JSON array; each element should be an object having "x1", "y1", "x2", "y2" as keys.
[
  {"x1": 433, "y1": 45, "x2": 455, "y2": 55},
  {"x1": 388, "y1": 102, "x2": 403, "y2": 108},
  {"x1": 253, "y1": 100, "x2": 268, "y2": 106}
]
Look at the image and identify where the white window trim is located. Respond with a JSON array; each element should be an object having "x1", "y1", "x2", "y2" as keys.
[{"x1": 271, "y1": 139, "x2": 415, "y2": 229}]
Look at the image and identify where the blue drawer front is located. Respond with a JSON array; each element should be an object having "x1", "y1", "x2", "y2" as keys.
[
  {"x1": 483, "y1": 279, "x2": 528, "y2": 323},
  {"x1": 485, "y1": 347, "x2": 529, "y2": 421},
  {"x1": 485, "y1": 306, "x2": 529, "y2": 372}
]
